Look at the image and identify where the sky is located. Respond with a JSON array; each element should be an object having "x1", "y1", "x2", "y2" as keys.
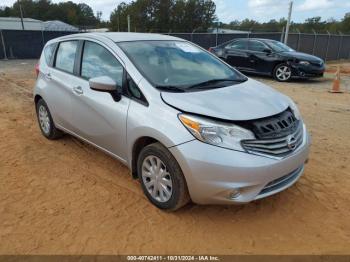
[{"x1": 1, "y1": 0, "x2": 350, "y2": 23}]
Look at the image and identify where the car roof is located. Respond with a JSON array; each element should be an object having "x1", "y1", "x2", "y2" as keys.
[
  {"x1": 50, "y1": 32, "x2": 185, "y2": 43},
  {"x1": 232, "y1": 38, "x2": 278, "y2": 42}
]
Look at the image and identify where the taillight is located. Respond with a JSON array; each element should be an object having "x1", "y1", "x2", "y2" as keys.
[
  {"x1": 35, "y1": 63, "x2": 39, "y2": 78},
  {"x1": 208, "y1": 47, "x2": 213, "y2": 52}
]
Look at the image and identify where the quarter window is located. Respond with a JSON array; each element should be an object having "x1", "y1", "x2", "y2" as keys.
[
  {"x1": 81, "y1": 41, "x2": 123, "y2": 87},
  {"x1": 248, "y1": 41, "x2": 268, "y2": 52},
  {"x1": 44, "y1": 43, "x2": 56, "y2": 65},
  {"x1": 126, "y1": 74, "x2": 147, "y2": 105},
  {"x1": 55, "y1": 41, "x2": 78, "y2": 73}
]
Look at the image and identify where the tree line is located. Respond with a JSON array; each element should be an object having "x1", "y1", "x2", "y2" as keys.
[
  {"x1": 1, "y1": 0, "x2": 349, "y2": 34},
  {"x1": 224, "y1": 15, "x2": 350, "y2": 34},
  {"x1": 0, "y1": 0, "x2": 102, "y2": 27},
  {"x1": 109, "y1": 0, "x2": 216, "y2": 33}
]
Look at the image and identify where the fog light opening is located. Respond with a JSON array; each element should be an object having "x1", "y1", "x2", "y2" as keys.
[{"x1": 229, "y1": 189, "x2": 241, "y2": 200}]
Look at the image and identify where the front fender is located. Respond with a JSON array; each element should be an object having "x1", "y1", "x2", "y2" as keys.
[{"x1": 126, "y1": 99, "x2": 194, "y2": 168}]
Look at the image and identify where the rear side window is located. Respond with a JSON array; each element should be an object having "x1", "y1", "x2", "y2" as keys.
[
  {"x1": 43, "y1": 44, "x2": 55, "y2": 65},
  {"x1": 55, "y1": 41, "x2": 78, "y2": 73},
  {"x1": 81, "y1": 41, "x2": 123, "y2": 87}
]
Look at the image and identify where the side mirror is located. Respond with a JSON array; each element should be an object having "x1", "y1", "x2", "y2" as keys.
[
  {"x1": 89, "y1": 76, "x2": 118, "y2": 91},
  {"x1": 89, "y1": 76, "x2": 122, "y2": 102},
  {"x1": 263, "y1": 48, "x2": 272, "y2": 54}
]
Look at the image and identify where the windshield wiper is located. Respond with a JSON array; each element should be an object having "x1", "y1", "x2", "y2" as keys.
[
  {"x1": 155, "y1": 85, "x2": 187, "y2": 93},
  {"x1": 187, "y1": 78, "x2": 247, "y2": 90}
]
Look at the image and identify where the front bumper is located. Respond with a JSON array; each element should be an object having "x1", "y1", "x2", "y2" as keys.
[
  {"x1": 291, "y1": 63, "x2": 325, "y2": 78},
  {"x1": 169, "y1": 124, "x2": 310, "y2": 205}
]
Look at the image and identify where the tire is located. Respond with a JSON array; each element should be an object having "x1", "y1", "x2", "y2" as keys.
[
  {"x1": 137, "y1": 142, "x2": 190, "y2": 211},
  {"x1": 273, "y1": 63, "x2": 292, "y2": 82},
  {"x1": 35, "y1": 99, "x2": 63, "y2": 140}
]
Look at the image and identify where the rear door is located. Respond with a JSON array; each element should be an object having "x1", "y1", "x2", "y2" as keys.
[
  {"x1": 46, "y1": 40, "x2": 79, "y2": 130},
  {"x1": 69, "y1": 40, "x2": 131, "y2": 161},
  {"x1": 223, "y1": 39, "x2": 249, "y2": 70}
]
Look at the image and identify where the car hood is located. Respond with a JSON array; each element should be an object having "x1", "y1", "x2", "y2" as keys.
[
  {"x1": 281, "y1": 51, "x2": 323, "y2": 63},
  {"x1": 161, "y1": 78, "x2": 290, "y2": 121}
]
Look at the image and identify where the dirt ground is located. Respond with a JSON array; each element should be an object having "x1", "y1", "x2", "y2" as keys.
[{"x1": 0, "y1": 60, "x2": 350, "y2": 255}]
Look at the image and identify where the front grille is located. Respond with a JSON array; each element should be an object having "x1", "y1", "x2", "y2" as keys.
[
  {"x1": 250, "y1": 109, "x2": 299, "y2": 140},
  {"x1": 241, "y1": 122, "x2": 303, "y2": 157},
  {"x1": 259, "y1": 166, "x2": 303, "y2": 195}
]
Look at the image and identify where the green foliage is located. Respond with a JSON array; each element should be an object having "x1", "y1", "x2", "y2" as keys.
[
  {"x1": 223, "y1": 15, "x2": 350, "y2": 34},
  {"x1": 109, "y1": 0, "x2": 217, "y2": 33},
  {"x1": 342, "y1": 12, "x2": 350, "y2": 33},
  {"x1": 0, "y1": 0, "x2": 100, "y2": 27}
]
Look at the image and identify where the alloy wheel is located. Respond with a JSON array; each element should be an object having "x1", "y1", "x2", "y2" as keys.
[{"x1": 276, "y1": 65, "x2": 292, "y2": 81}]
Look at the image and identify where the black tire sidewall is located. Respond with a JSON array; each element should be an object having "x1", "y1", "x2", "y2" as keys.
[{"x1": 137, "y1": 143, "x2": 188, "y2": 210}]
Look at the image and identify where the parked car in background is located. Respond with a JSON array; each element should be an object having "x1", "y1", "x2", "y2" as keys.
[
  {"x1": 209, "y1": 38, "x2": 325, "y2": 82},
  {"x1": 34, "y1": 33, "x2": 310, "y2": 211}
]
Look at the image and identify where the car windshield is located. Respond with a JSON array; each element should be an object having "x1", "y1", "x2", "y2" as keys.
[
  {"x1": 117, "y1": 40, "x2": 246, "y2": 91},
  {"x1": 266, "y1": 40, "x2": 294, "y2": 52}
]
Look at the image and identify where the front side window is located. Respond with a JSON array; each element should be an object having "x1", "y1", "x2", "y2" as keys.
[
  {"x1": 226, "y1": 40, "x2": 247, "y2": 50},
  {"x1": 55, "y1": 41, "x2": 78, "y2": 73},
  {"x1": 118, "y1": 41, "x2": 245, "y2": 90},
  {"x1": 248, "y1": 41, "x2": 268, "y2": 52},
  {"x1": 266, "y1": 40, "x2": 294, "y2": 52},
  {"x1": 81, "y1": 41, "x2": 123, "y2": 87}
]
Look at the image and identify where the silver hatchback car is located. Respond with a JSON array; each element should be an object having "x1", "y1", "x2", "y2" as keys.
[{"x1": 34, "y1": 33, "x2": 310, "y2": 210}]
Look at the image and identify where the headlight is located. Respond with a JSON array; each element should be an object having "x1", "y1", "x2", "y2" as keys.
[
  {"x1": 285, "y1": 97, "x2": 301, "y2": 120},
  {"x1": 299, "y1": 61, "x2": 310, "y2": 66},
  {"x1": 178, "y1": 114, "x2": 255, "y2": 151}
]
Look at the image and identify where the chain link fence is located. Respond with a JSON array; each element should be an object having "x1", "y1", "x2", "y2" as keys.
[
  {"x1": 1, "y1": 29, "x2": 350, "y2": 61},
  {"x1": 0, "y1": 30, "x2": 73, "y2": 59}
]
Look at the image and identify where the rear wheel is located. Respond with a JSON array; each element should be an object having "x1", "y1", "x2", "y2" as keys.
[
  {"x1": 137, "y1": 142, "x2": 190, "y2": 211},
  {"x1": 273, "y1": 63, "x2": 292, "y2": 82},
  {"x1": 35, "y1": 99, "x2": 63, "y2": 140}
]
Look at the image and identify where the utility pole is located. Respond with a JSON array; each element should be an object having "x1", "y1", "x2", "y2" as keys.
[
  {"x1": 127, "y1": 15, "x2": 130, "y2": 32},
  {"x1": 284, "y1": 0, "x2": 293, "y2": 44},
  {"x1": 18, "y1": 0, "x2": 25, "y2": 30},
  {"x1": 0, "y1": 30, "x2": 8, "y2": 60}
]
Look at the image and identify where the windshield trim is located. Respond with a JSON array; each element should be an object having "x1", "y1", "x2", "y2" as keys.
[{"x1": 116, "y1": 40, "x2": 246, "y2": 92}]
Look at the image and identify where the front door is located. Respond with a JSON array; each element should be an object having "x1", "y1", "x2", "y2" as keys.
[
  {"x1": 70, "y1": 40, "x2": 130, "y2": 161},
  {"x1": 224, "y1": 39, "x2": 250, "y2": 70},
  {"x1": 246, "y1": 40, "x2": 275, "y2": 74}
]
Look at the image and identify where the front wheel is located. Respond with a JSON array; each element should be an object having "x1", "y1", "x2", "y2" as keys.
[
  {"x1": 137, "y1": 142, "x2": 190, "y2": 211},
  {"x1": 273, "y1": 63, "x2": 292, "y2": 82}
]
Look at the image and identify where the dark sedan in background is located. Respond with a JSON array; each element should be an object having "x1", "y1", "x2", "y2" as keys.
[{"x1": 209, "y1": 38, "x2": 325, "y2": 82}]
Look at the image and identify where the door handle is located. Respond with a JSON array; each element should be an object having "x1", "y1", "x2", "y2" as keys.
[{"x1": 73, "y1": 86, "x2": 83, "y2": 95}]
